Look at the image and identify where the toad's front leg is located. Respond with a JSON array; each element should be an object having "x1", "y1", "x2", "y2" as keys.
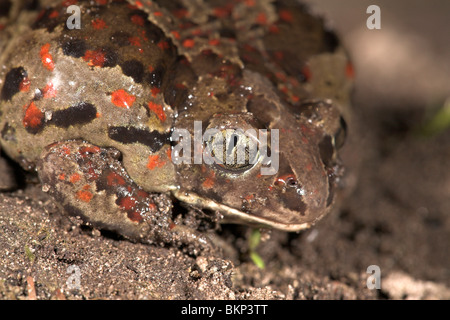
[{"x1": 37, "y1": 140, "x2": 213, "y2": 255}]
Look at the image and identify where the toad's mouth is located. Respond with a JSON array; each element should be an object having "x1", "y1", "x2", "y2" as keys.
[{"x1": 172, "y1": 189, "x2": 314, "y2": 232}]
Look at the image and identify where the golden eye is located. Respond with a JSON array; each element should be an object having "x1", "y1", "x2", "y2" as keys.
[{"x1": 206, "y1": 128, "x2": 259, "y2": 172}]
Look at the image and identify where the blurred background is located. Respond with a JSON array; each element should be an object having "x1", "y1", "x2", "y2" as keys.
[
  {"x1": 290, "y1": 0, "x2": 450, "y2": 294},
  {"x1": 303, "y1": 0, "x2": 450, "y2": 111}
]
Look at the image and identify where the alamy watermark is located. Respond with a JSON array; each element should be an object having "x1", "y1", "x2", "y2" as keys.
[
  {"x1": 367, "y1": 5, "x2": 381, "y2": 30},
  {"x1": 66, "y1": 265, "x2": 81, "y2": 290},
  {"x1": 366, "y1": 265, "x2": 381, "y2": 289}
]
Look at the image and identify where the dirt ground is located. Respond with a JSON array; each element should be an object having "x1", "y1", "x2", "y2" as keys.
[{"x1": 1, "y1": 0, "x2": 449, "y2": 300}]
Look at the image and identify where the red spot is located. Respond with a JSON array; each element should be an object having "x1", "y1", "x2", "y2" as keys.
[
  {"x1": 280, "y1": 86, "x2": 288, "y2": 94},
  {"x1": 151, "y1": 87, "x2": 161, "y2": 97},
  {"x1": 269, "y1": 24, "x2": 280, "y2": 34},
  {"x1": 153, "y1": 11, "x2": 163, "y2": 17},
  {"x1": 95, "y1": 0, "x2": 108, "y2": 5},
  {"x1": 42, "y1": 82, "x2": 57, "y2": 98},
  {"x1": 92, "y1": 18, "x2": 107, "y2": 30},
  {"x1": 131, "y1": 14, "x2": 145, "y2": 26},
  {"x1": 245, "y1": 0, "x2": 256, "y2": 6},
  {"x1": 127, "y1": 3, "x2": 139, "y2": 10},
  {"x1": 279, "y1": 10, "x2": 293, "y2": 23},
  {"x1": 61, "y1": 146, "x2": 71, "y2": 155},
  {"x1": 173, "y1": 9, "x2": 188, "y2": 19},
  {"x1": 69, "y1": 173, "x2": 81, "y2": 183},
  {"x1": 147, "y1": 101, "x2": 166, "y2": 122},
  {"x1": 182, "y1": 39, "x2": 195, "y2": 48},
  {"x1": 244, "y1": 194, "x2": 254, "y2": 201},
  {"x1": 157, "y1": 41, "x2": 170, "y2": 50},
  {"x1": 148, "y1": 65, "x2": 155, "y2": 72},
  {"x1": 300, "y1": 124, "x2": 314, "y2": 136},
  {"x1": 273, "y1": 51, "x2": 284, "y2": 60},
  {"x1": 86, "y1": 166, "x2": 99, "y2": 181},
  {"x1": 135, "y1": 0, "x2": 143, "y2": 8},
  {"x1": 62, "y1": 0, "x2": 77, "y2": 7},
  {"x1": 301, "y1": 65, "x2": 312, "y2": 81},
  {"x1": 166, "y1": 147, "x2": 172, "y2": 161},
  {"x1": 49, "y1": 10, "x2": 59, "y2": 19},
  {"x1": 256, "y1": 12, "x2": 267, "y2": 25},
  {"x1": 202, "y1": 170, "x2": 216, "y2": 189},
  {"x1": 111, "y1": 89, "x2": 136, "y2": 108},
  {"x1": 275, "y1": 71, "x2": 287, "y2": 82},
  {"x1": 170, "y1": 30, "x2": 180, "y2": 39},
  {"x1": 190, "y1": 28, "x2": 203, "y2": 36},
  {"x1": 127, "y1": 211, "x2": 143, "y2": 223},
  {"x1": 19, "y1": 77, "x2": 31, "y2": 92},
  {"x1": 23, "y1": 102, "x2": 43, "y2": 130},
  {"x1": 96, "y1": 112, "x2": 102, "y2": 118},
  {"x1": 40, "y1": 43, "x2": 55, "y2": 71},
  {"x1": 79, "y1": 145, "x2": 100, "y2": 154},
  {"x1": 128, "y1": 36, "x2": 141, "y2": 47},
  {"x1": 140, "y1": 29, "x2": 149, "y2": 42},
  {"x1": 147, "y1": 155, "x2": 166, "y2": 170},
  {"x1": 346, "y1": 62, "x2": 355, "y2": 79},
  {"x1": 137, "y1": 190, "x2": 149, "y2": 198},
  {"x1": 214, "y1": 5, "x2": 232, "y2": 18},
  {"x1": 0, "y1": 24, "x2": 5, "y2": 31},
  {"x1": 118, "y1": 196, "x2": 136, "y2": 211},
  {"x1": 209, "y1": 38, "x2": 220, "y2": 46},
  {"x1": 306, "y1": 162, "x2": 313, "y2": 171},
  {"x1": 35, "y1": 10, "x2": 46, "y2": 23},
  {"x1": 107, "y1": 172, "x2": 126, "y2": 187},
  {"x1": 83, "y1": 49, "x2": 106, "y2": 67},
  {"x1": 58, "y1": 173, "x2": 66, "y2": 181},
  {"x1": 77, "y1": 190, "x2": 93, "y2": 202},
  {"x1": 202, "y1": 177, "x2": 215, "y2": 189},
  {"x1": 244, "y1": 44, "x2": 257, "y2": 53}
]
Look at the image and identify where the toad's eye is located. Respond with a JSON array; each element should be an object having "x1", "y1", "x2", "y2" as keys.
[{"x1": 205, "y1": 128, "x2": 259, "y2": 172}]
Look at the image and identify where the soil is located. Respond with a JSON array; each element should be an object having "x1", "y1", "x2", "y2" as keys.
[{"x1": 0, "y1": 0, "x2": 449, "y2": 300}]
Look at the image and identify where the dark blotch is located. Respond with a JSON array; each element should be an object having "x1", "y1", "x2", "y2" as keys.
[
  {"x1": 322, "y1": 29, "x2": 339, "y2": 52},
  {"x1": 1, "y1": 67, "x2": 27, "y2": 101},
  {"x1": 121, "y1": 60, "x2": 145, "y2": 83},
  {"x1": 108, "y1": 126, "x2": 169, "y2": 152},
  {"x1": 219, "y1": 27, "x2": 236, "y2": 39},
  {"x1": 32, "y1": 8, "x2": 62, "y2": 32},
  {"x1": 334, "y1": 116, "x2": 347, "y2": 149},
  {"x1": 101, "y1": 48, "x2": 119, "y2": 68},
  {"x1": 61, "y1": 39, "x2": 87, "y2": 58},
  {"x1": 24, "y1": 0, "x2": 39, "y2": 11},
  {"x1": 128, "y1": 10, "x2": 164, "y2": 43},
  {"x1": 318, "y1": 135, "x2": 334, "y2": 167},
  {"x1": 164, "y1": 83, "x2": 188, "y2": 110},
  {"x1": 146, "y1": 65, "x2": 165, "y2": 88},
  {"x1": 0, "y1": 1, "x2": 11, "y2": 17},
  {"x1": 280, "y1": 190, "x2": 307, "y2": 216},
  {"x1": 110, "y1": 31, "x2": 132, "y2": 47},
  {"x1": 50, "y1": 102, "x2": 97, "y2": 128},
  {"x1": 1, "y1": 122, "x2": 16, "y2": 142}
]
